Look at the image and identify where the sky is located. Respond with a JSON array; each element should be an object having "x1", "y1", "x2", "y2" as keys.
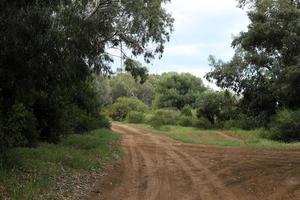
[{"x1": 112, "y1": 0, "x2": 250, "y2": 88}]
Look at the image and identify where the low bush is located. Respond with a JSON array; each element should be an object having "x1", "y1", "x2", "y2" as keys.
[
  {"x1": 223, "y1": 114, "x2": 267, "y2": 130},
  {"x1": 192, "y1": 117, "x2": 212, "y2": 129},
  {"x1": 148, "y1": 109, "x2": 180, "y2": 128},
  {"x1": 178, "y1": 116, "x2": 194, "y2": 127},
  {"x1": 126, "y1": 111, "x2": 145, "y2": 123},
  {"x1": 67, "y1": 105, "x2": 110, "y2": 134},
  {"x1": 4, "y1": 103, "x2": 39, "y2": 148},
  {"x1": 266, "y1": 109, "x2": 300, "y2": 142},
  {"x1": 109, "y1": 97, "x2": 148, "y2": 121}
]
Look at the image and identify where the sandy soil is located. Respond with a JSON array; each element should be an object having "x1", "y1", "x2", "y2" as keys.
[{"x1": 89, "y1": 124, "x2": 300, "y2": 200}]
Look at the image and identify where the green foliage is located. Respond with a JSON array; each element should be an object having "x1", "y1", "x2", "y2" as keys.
[
  {"x1": 148, "y1": 109, "x2": 180, "y2": 128},
  {"x1": 126, "y1": 111, "x2": 145, "y2": 124},
  {"x1": 0, "y1": 0, "x2": 173, "y2": 151},
  {"x1": 181, "y1": 106, "x2": 193, "y2": 117},
  {"x1": 192, "y1": 117, "x2": 212, "y2": 129},
  {"x1": 267, "y1": 109, "x2": 300, "y2": 142},
  {"x1": 124, "y1": 59, "x2": 149, "y2": 84},
  {"x1": 224, "y1": 114, "x2": 267, "y2": 130},
  {"x1": 109, "y1": 97, "x2": 148, "y2": 121},
  {"x1": 0, "y1": 129, "x2": 120, "y2": 199},
  {"x1": 4, "y1": 103, "x2": 38, "y2": 148},
  {"x1": 206, "y1": 0, "x2": 300, "y2": 118},
  {"x1": 196, "y1": 90, "x2": 237, "y2": 126},
  {"x1": 109, "y1": 73, "x2": 157, "y2": 106},
  {"x1": 154, "y1": 72, "x2": 206, "y2": 109},
  {"x1": 178, "y1": 116, "x2": 194, "y2": 127}
]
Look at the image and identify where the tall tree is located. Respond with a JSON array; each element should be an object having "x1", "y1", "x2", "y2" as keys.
[
  {"x1": 206, "y1": 0, "x2": 300, "y2": 118},
  {"x1": 0, "y1": 0, "x2": 173, "y2": 148}
]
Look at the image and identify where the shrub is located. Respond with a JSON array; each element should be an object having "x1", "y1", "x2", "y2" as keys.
[
  {"x1": 109, "y1": 97, "x2": 148, "y2": 121},
  {"x1": 192, "y1": 117, "x2": 212, "y2": 129},
  {"x1": 181, "y1": 106, "x2": 193, "y2": 117},
  {"x1": 66, "y1": 105, "x2": 111, "y2": 134},
  {"x1": 126, "y1": 111, "x2": 145, "y2": 123},
  {"x1": 223, "y1": 114, "x2": 267, "y2": 130},
  {"x1": 148, "y1": 109, "x2": 180, "y2": 128},
  {"x1": 178, "y1": 116, "x2": 194, "y2": 127},
  {"x1": 4, "y1": 103, "x2": 39, "y2": 148},
  {"x1": 267, "y1": 109, "x2": 300, "y2": 142}
]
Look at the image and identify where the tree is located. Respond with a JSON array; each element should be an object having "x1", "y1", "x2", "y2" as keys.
[
  {"x1": 154, "y1": 72, "x2": 206, "y2": 109},
  {"x1": 109, "y1": 73, "x2": 156, "y2": 106},
  {"x1": 196, "y1": 90, "x2": 237, "y2": 125},
  {"x1": 0, "y1": 0, "x2": 173, "y2": 149},
  {"x1": 206, "y1": 0, "x2": 300, "y2": 120}
]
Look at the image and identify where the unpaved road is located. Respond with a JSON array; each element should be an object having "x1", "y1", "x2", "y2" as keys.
[{"x1": 90, "y1": 124, "x2": 300, "y2": 200}]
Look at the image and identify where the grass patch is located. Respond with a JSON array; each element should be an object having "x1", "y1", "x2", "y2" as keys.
[
  {"x1": 0, "y1": 129, "x2": 121, "y2": 200},
  {"x1": 128, "y1": 124, "x2": 300, "y2": 149}
]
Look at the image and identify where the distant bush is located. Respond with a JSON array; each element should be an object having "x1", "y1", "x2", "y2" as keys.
[
  {"x1": 223, "y1": 114, "x2": 266, "y2": 130},
  {"x1": 148, "y1": 109, "x2": 180, "y2": 128},
  {"x1": 109, "y1": 97, "x2": 148, "y2": 121},
  {"x1": 266, "y1": 109, "x2": 300, "y2": 142},
  {"x1": 181, "y1": 106, "x2": 193, "y2": 117},
  {"x1": 178, "y1": 116, "x2": 194, "y2": 127},
  {"x1": 192, "y1": 117, "x2": 212, "y2": 129},
  {"x1": 126, "y1": 111, "x2": 145, "y2": 123}
]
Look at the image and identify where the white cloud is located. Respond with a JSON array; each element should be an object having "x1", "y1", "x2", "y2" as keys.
[{"x1": 166, "y1": 0, "x2": 249, "y2": 31}]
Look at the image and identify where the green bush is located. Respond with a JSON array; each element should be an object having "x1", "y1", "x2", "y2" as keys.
[
  {"x1": 148, "y1": 109, "x2": 180, "y2": 128},
  {"x1": 109, "y1": 97, "x2": 148, "y2": 121},
  {"x1": 66, "y1": 105, "x2": 110, "y2": 134},
  {"x1": 126, "y1": 111, "x2": 145, "y2": 123},
  {"x1": 192, "y1": 117, "x2": 212, "y2": 129},
  {"x1": 181, "y1": 106, "x2": 193, "y2": 117},
  {"x1": 178, "y1": 116, "x2": 194, "y2": 127},
  {"x1": 223, "y1": 114, "x2": 266, "y2": 130},
  {"x1": 4, "y1": 103, "x2": 39, "y2": 148},
  {"x1": 267, "y1": 109, "x2": 300, "y2": 142}
]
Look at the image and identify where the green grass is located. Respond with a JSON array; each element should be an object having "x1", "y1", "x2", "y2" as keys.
[
  {"x1": 128, "y1": 124, "x2": 300, "y2": 149},
  {"x1": 0, "y1": 129, "x2": 121, "y2": 200}
]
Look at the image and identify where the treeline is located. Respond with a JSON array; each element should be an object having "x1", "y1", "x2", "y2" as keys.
[
  {"x1": 0, "y1": 0, "x2": 173, "y2": 153},
  {"x1": 108, "y1": 0, "x2": 300, "y2": 142}
]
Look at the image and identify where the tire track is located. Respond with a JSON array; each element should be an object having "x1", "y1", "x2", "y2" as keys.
[{"x1": 96, "y1": 124, "x2": 300, "y2": 200}]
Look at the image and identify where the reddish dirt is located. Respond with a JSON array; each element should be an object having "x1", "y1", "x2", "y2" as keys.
[{"x1": 89, "y1": 124, "x2": 300, "y2": 200}]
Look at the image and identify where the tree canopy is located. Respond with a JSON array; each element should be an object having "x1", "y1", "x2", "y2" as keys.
[
  {"x1": 206, "y1": 0, "x2": 300, "y2": 119},
  {"x1": 0, "y1": 0, "x2": 173, "y2": 150},
  {"x1": 154, "y1": 72, "x2": 206, "y2": 110}
]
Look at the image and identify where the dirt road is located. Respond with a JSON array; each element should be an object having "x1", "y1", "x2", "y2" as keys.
[{"x1": 90, "y1": 124, "x2": 300, "y2": 200}]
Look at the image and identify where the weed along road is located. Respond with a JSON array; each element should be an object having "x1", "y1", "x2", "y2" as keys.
[{"x1": 89, "y1": 124, "x2": 300, "y2": 200}]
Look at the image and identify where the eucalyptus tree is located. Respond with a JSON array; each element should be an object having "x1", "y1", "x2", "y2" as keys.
[
  {"x1": 206, "y1": 0, "x2": 300, "y2": 119},
  {"x1": 0, "y1": 0, "x2": 173, "y2": 148}
]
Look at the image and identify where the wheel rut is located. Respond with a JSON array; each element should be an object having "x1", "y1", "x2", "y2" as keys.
[{"x1": 90, "y1": 124, "x2": 300, "y2": 200}]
